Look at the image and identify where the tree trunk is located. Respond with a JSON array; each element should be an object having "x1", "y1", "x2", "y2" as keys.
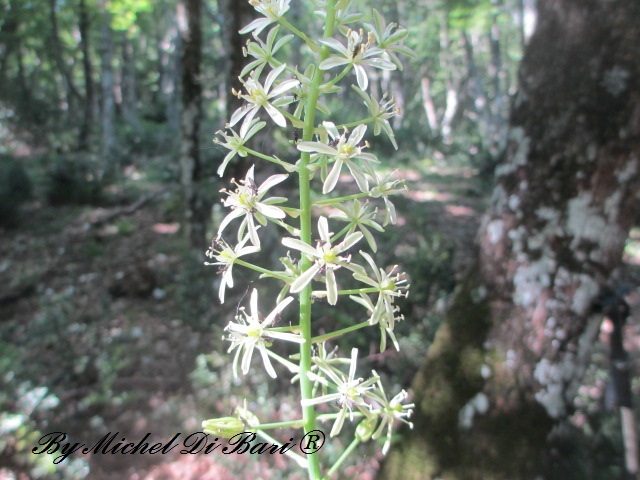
[
  {"x1": 99, "y1": 0, "x2": 116, "y2": 162},
  {"x1": 177, "y1": 0, "x2": 205, "y2": 247},
  {"x1": 121, "y1": 36, "x2": 140, "y2": 130},
  {"x1": 49, "y1": 0, "x2": 82, "y2": 108},
  {"x1": 379, "y1": 1, "x2": 640, "y2": 479},
  {"x1": 218, "y1": 0, "x2": 254, "y2": 179},
  {"x1": 78, "y1": 0, "x2": 94, "y2": 151}
]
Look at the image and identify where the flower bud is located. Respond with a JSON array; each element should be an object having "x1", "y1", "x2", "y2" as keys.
[
  {"x1": 202, "y1": 417, "x2": 245, "y2": 439},
  {"x1": 355, "y1": 416, "x2": 378, "y2": 442}
]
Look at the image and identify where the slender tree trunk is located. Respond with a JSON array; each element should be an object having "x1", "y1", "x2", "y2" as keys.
[
  {"x1": 177, "y1": 0, "x2": 205, "y2": 247},
  {"x1": 49, "y1": 0, "x2": 82, "y2": 108},
  {"x1": 218, "y1": 0, "x2": 254, "y2": 179},
  {"x1": 379, "y1": 1, "x2": 640, "y2": 479},
  {"x1": 78, "y1": 0, "x2": 94, "y2": 151},
  {"x1": 438, "y1": 16, "x2": 461, "y2": 143},
  {"x1": 487, "y1": 12, "x2": 508, "y2": 160},
  {"x1": 420, "y1": 77, "x2": 439, "y2": 134},
  {"x1": 0, "y1": 0, "x2": 20, "y2": 90},
  {"x1": 121, "y1": 36, "x2": 139, "y2": 130},
  {"x1": 99, "y1": 0, "x2": 116, "y2": 162}
]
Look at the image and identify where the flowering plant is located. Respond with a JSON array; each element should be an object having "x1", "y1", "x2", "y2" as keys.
[{"x1": 203, "y1": 1, "x2": 414, "y2": 478}]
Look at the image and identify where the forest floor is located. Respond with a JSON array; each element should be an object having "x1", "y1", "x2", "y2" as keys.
[{"x1": 1, "y1": 158, "x2": 639, "y2": 479}]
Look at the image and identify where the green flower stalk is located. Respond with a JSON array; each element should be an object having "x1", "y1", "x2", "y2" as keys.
[{"x1": 204, "y1": 1, "x2": 414, "y2": 478}]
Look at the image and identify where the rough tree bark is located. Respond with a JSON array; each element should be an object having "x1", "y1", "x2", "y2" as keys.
[
  {"x1": 379, "y1": 1, "x2": 640, "y2": 479},
  {"x1": 177, "y1": 0, "x2": 205, "y2": 247}
]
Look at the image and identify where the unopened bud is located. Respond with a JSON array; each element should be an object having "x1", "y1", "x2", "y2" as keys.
[
  {"x1": 202, "y1": 417, "x2": 245, "y2": 438},
  {"x1": 355, "y1": 416, "x2": 378, "y2": 442}
]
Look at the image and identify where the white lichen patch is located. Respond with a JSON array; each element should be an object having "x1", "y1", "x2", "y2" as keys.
[
  {"x1": 508, "y1": 225, "x2": 527, "y2": 257},
  {"x1": 602, "y1": 66, "x2": 630, "y2": 97},
  {"x1": 513, "y1": 256, "x2": 556, "y2": 308},
  {"x1": 604, "y1": 189, "x2": 622, "y2": 222},
  {"x1": 511, "y1": 127, "x2": 530, "y2": 166},
  {"x1": 471, "y1": 285, "x2": 488, "y2": 304},
  {"x1": 486, "y1": 219, "x2": 505, "y2": 244},
  {"x1": 571, "y1": 274, "x2": 599, "y2": 315},
  {"x1": 458, "y1": 392, "x2": 490, "y2": 429},
  {"x1": 505, "y1": 349, "x2": 518, "y2": 370},
  {"x1": 616, "y1": 157, "x2": 638, "y2": 184},
  {"x1": 566, "y1": 193, "x2": 623, "y2": 256},
  {"x1": 488, "y1": 184, "x2": 508, "y2": 214},
  {"x1": 527, "y1": 207, "x2": 564, "y2": 251},
  {"x1": 496, "y1": 128, "x2": 530, "y2": 177},
  {"x1": 508, "y1": 194, "x2": 521, "y2": 212},
  {"x1": 533, "y1": 357, "x2": 576, "y2": 418}
]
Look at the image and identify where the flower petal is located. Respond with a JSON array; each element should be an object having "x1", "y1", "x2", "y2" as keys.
[
  {"x1": 255, "y1": 203, "x2": 286, "y2": 219},
  {"x1": 263, "y1": 296, "x2": 294, "y2": 326},
  {"x1": 264, "y1": 103, "x2": 287, "y2": 128},
  {"x1": 326, "y1": 268, "x2": 338, "y2": 305},
  {"x1": 290, "y1": 263, "x2": 321, "y2": 293},
  {"x1": 258, "y1": 344, "x2": 278, "y2": 378},
  {"x1": 269, "y1": 78, "x2": 300, "y2": 97},
  {"x1": 323, "y1": 159, "x2": 343, "y2": 194},
  {"x1": 265, "y1": 63, "x2": 287, "y2": 92},
  {"x1": 258, "y1": 173, "x2": 288, "y2": 193},
  {"x1": 282, "y1": 237, "x2": 318, "y2": 257},
  {"x1": 354, "y1": 65, "x2": 368, "y2": 91},
  {"x1": 318, "y1": 216, "x2": 331, "y2": 242}
]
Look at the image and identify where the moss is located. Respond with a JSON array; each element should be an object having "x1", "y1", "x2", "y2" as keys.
[{"x1": 379, "y1": 267, "x2": 554, "y2": 479}]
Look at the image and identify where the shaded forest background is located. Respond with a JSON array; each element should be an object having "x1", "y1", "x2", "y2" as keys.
[{"x1": 1, "y1": 0, "x2": 639, "y2": 479}]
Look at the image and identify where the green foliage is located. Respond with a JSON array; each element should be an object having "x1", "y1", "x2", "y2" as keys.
[
  {"x1": 0, "y1": 155, "x2": 33, "y2": 228},
  {"x1": 446, "y1": 0, "x2": 497, "y2": 30},
  {"x1": 45, "y1": 154, "x2": 106, "y2": 206},
  {"x1": 108, "y1": 0, "x2": 153, "y2": 32}
]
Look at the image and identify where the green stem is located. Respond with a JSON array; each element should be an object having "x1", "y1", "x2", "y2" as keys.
[
  {"x1": 252, "y1": 419, "x2": 306, "y2": 430},
  {"x1": 235, "y1": 258, "x2": 291, "y2": 282},
  {"x1": 279, "y1": 16, "x2": 317, "y2": 52},
  {"x1": 329, "y1": 224, "x2": 351, "y2": 243},
  {"x1": 337, "y1": 116, "x2": 377, "y2": 129},
  {"x1": 298, "y1": 3, "x2": 337, "y2": 479},
  {"x1": 311, "y1": 320, "x2": 370, "y2": 343},
  {"x1": 322, "y1": 64, "x2": 352, "y2": 88},
  {"x1": 265, "y1": 348, "x2": 300, "y2": 374},
  {"x1": 323, "y1": 437, "x2": 361, "y2": 480},
  {"x1": 337, "y1": 287, "x2": 379, "y2": 295},
  {"x1": 314, "y1": 192, "x2": 370, "y2": 205},
  {"x1": 244, "y1": 147, "x2": 294, "y2": 170}
]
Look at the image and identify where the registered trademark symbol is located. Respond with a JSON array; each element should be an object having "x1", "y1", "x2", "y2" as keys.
[{"x1": 299, "y1": 430, "x2": 326, "y2": 454}]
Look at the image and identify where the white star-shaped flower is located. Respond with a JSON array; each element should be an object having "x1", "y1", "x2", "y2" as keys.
[
  {"x1": 282, "y1": 216, "x2": 362, "y2": 305},
  {"x1": 297, "y1": 122, "x2": 379, "y2": 194},
  {"x1": 225, "y1": 288, "x2": 303, "y2": 378},
  {"x1": 301, "y1": 348, "x2": 378, "y2": 437},
  {"x1": 205, "y1": 235, "x2": 260, "y2": 304},
  {"x1": 241, "y1": 26, "x2": 293, "y2": 78},
  {"x1": 218, "y1": 165, "x2": 288, "y2": 247},
  {"x1": 240, "y1": 0, "x2": 292, "y2": 36},
  {"x1": 351, "y1": 250, "x2": 408, "y2": 351},
  {"x1": 214, "y1": 119, "x2": 266, "y2": 177},
  {"x1": 364, "y1": 371, "x2": 414, "y2": 454},
  {"x1": 319, "y1": 29, "x2": 396, "y2": 91},
  {"x1": 229, "y1": 63, "x2": 299, "y2": 135}
]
